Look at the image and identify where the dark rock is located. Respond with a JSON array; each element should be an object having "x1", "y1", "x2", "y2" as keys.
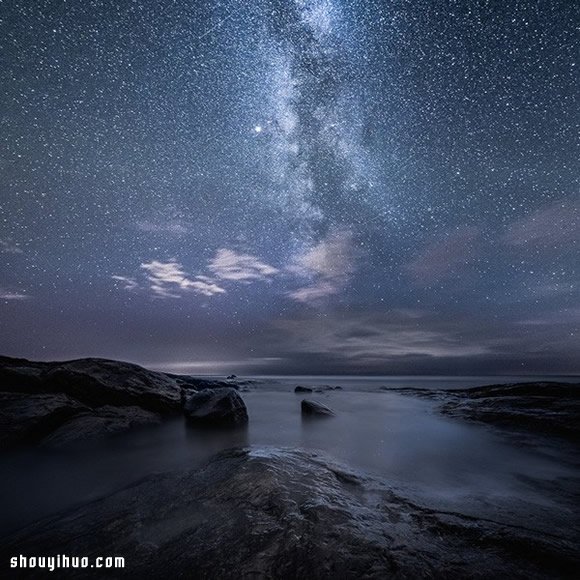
[
  {"x1": 177, "y1": 376, "x2": 239, "y2": 391},
  {"x1": 43, "y1": 359, "x2": 181, "y2": 412},
  {"x1": 41, "y1": 406, "x2": 160, "y2": 448},
  {"x1": 0, "y1": 392, "x2": 87, "y2": 448},
  {"x1": 439, "y1": 382, "x2": 580, "y2": 441},
  {"x1": 295, "y1": 385, "x2": 313, "y2": 393},
  {"x1": 0, "y1": 356, "x2": 180, "y2": 448},
  {"x1": 2, "y1": 448, "x2": 578, "y2": 579},
  {"x1": 395, "y1": 382, "x2": 580, "y2": 442},
  {"x1": 226, "y1": 374, "x2": 237, "y2": 380},
  {"x1": 0, "y1": 356, "x2": 181, "y2": 412},
  {"x1": 313, "y1": 385, "x2": 343, "y2": 392},
  {"x1": 0, "y1": 392, "x2": 160, "y2": 449},
  {"x1": 184, "y1": 388, "x2": 248, "y2": 427},
  {"x1": 301, "y1": 399, "x2": 335, "y2": 417}
]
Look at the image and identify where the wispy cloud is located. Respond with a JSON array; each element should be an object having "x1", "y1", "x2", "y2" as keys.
[
  {"x1": 0, "y1": 290, "x2": 29, "y2": 300},
  {"x1": 517, "y1": 307, "x2": 580, "y2": 326},
  {"x1": 502, "y1": 198, "x2": 580, "y2": 247},
  {"x1": 0, "y1": 239, "x2": 23, "y2": 254},
  {"x1": 406, "y1": 226, "x2": 480, "y2": 286},
  {"x1": 273, "y1": 309, "x2": 497, "y2": 366},
  {"x1": 141, "y1": 260, "x2": 226, "y2": 298},
  {"x1": 111, "y1": 275, "x2": 139, "y2": 291},
  {"x1": 208, "y1": 249, "x2": 278, "y2": 282},
  {"x1": 287, "y1": 229, "x2": 356, "y2": 304}
]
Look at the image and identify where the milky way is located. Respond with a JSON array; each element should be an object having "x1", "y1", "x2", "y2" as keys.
[{"x1": 1, "y1": 0, "x2": 578, "y2": 374}]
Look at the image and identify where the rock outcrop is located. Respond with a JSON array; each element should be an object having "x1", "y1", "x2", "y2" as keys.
[
  {"x1": 393, "y1": 382, "x2": 580, "y2": 442},
  {"x1": 0, "y1": 356, "x2": 181, "y2": 448},
  {"x1": 439, "y1": 382, "x2": 580, "y2": 441},
  {"x1": 0, "y1": 392, "x2": 87, "y2": 448},
  {"x1": 2, "y1": 447, "x2": 577, "y2": 579},
  {"x1": 301, "y1": 399, "x2": 335, "y2": 417},
  {"x1": 294, "y1": 385, "x2": 313, "y2": 393},
  {"x1": 184, "y1": 388, "x2": 248, "y2": 427}
]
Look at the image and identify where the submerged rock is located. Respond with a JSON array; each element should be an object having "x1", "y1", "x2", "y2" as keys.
[
  {"x1": 2, "y1": 447, "x2": 577, "y2": 579},
  {"x1": 301, "y1": 399, "x2": 335, "y2": 417},
  {"x1": 184, "y1": 388, "x2": 248, "y2": 427},
  {"x1": 295, "y1": 385, "x2": 313, "y2": 393}
]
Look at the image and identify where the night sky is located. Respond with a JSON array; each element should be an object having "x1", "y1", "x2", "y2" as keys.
[{"x1": 1, "y1": 0, "x2": 578, "y2": 375}]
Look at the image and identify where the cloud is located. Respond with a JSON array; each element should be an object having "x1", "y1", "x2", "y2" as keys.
[
  {"x1": 502, "y1": 198, "x2": 580, "y2": 247},
  {"x1": 140, "y1": 260, "x2": 226, "y2": 298},
  {"x1": 274, "y1": 309, "x2": 494, "y2": 363},
  {"x1": 406, "y1": 226, "x2": 480, "y2": 285},
  {"x1": 111, "y1": 275, "x2": 139, "y2": 291},
  {"x1": 287, "y1": 229, "x2": 356, "y2": 304},
  {"x1": 0, "y1": 239, "x2": 23, "y2": 254},
  {"x1": 208, "y1": 249, "x2": 279, "y2": 282},
  {"x1": 517, "y1": 307, "x2": 580, "y2": 326},
  {"x1": 0, "y1": 290, "x2": 29, "y2": 300}
]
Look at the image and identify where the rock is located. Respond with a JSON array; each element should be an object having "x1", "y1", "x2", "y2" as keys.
[
  {"x1": 0, "y1": 356, "x2": 181, "y2": 412},
  {"x1": 301, "y1": 399, "x2": 335, "y2": 417},
  {"x1": 184, "y1": 388, "x2": 248, "y2": 427},
  {"x1": 313, "y1": 385, "x2": 343, "y2": 392},
  {"x1": 174, "y1": 376, "x2": 239, "y2": 391},
  {"x1": 0, "y1": 392, "x2": 87, "y2": 449},
  {"x1": 43, "y1": 359, "x2": 181, "y2": 412},
  {"x1": 226, "y1": 374, "x2": 237, "y2": 380},
  {"x1": 0, "y1": 356, "x2": 181, "y2": 448},
  {"x1": 395, "y1": 382, "x2": 580, "y2": 442},
  {"x1": 294, "y1": 385, "x2": 313, "y2": 393},
  {"x1": 439, "y1": 382, "x2": 580, "y2": 441},
  {"x1": 41, "y1": 406, "x2": 160, "y2": 448},
  {"x1": 2, "y1": 447, "x2": 577, "y2": 579},
  {"x1": 0, "y1": 392, "x2": 160, "y2": 449}
]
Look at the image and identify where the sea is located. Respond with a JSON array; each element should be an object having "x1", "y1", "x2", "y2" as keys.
[{"x1": 1, "y1": 375, "x2": 578, "y2": 537}]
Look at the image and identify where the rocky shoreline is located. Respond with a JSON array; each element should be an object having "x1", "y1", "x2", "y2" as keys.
[
  {"x1": 387, "y1": 381, "x2": 580, "y2": 443},
  {"x1": 0, "y1": 356, "x2": 249, "y2": 449},
  {"x1": 2, "y1": 356, "x2": 579, "y2": 578},
  {"x1": 2, "y1": 447, "x2": 578, "y2": 579}
]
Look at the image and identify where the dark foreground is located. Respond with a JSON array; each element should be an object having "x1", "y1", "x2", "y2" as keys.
[
  {"x1": 1, "y1": 356, "x2": 579, "y2": 578},
  {"x1": 2, "y1": 447, "x2": 579, "y2": 579}
]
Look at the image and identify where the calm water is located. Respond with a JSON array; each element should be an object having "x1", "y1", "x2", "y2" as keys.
[{"x1": 1, "y1": 376, "x2": 579, "y2": 536}]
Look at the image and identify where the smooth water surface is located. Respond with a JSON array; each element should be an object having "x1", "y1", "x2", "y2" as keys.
[{"x1": 1, "y1": 376, "x2": 579, "y2": 536}]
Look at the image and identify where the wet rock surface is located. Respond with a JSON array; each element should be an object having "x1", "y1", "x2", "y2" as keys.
[
  {"x1": 1, "y1": 447, "x2": 578, "y2": 579},
  {"x1": 390, "y1": 382, "x2": 580, "y2": 442},
  {"x1": 294, "y1": 385, "x2": 313, "y2": 393},
  {"x1": 0, "y1": 392, "x2": 87, "y2": 448},
  {"x1": 0, "y1": 357, "x2": 185, "y2": 448},
  {"x1": 184, "y1": 388, "x2": 248, "y2": 427},
  {"x1": 41, "y1": 406, "x2": 161, "y2": 448},
  {"x1": 301, "y1": 399, "x2": 335, "y2": 417}
]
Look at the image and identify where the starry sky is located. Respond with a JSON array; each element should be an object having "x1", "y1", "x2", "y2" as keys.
[{"x1": 1, "y1": 0, "x2": 578, "y2": 375}]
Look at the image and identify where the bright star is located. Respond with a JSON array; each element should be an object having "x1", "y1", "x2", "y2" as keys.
[{"x1": 254, "y1": 125, "x2": 263, "y2": 133}]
